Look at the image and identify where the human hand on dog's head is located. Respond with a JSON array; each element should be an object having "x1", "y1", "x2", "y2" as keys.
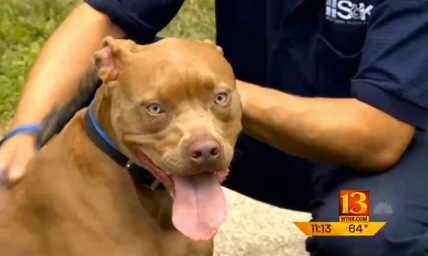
[{"x1": 92, "y1": 37, "x2": 242, "y2": 241}]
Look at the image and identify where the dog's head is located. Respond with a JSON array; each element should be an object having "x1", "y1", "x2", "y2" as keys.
[{"x1": 93, "y1": 37, "x2": 242, "y2": 240}]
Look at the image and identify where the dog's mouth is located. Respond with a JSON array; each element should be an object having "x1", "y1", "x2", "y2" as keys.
[{"x1": 134, "y1": 148, "x2": 229, "y2": 241}]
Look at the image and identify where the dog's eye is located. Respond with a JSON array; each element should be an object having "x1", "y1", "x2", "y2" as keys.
[
  {"x1": 147, "y1": 104, "x2": 163, "y2": 114},
  {"x1": 215, "y1": 93, "x2": 228, "y2": 104}
]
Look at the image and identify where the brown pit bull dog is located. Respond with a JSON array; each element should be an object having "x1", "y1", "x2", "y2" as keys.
[{"x1": 0, "y1": 37, "x2": 242, "y2": 256}]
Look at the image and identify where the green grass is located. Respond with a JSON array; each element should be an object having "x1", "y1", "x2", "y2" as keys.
[{"x1": 0, "y1": 0, "x2": 215, "y2": 134}]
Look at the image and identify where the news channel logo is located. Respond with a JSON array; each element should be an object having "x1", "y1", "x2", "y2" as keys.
[{"x1": 295, "y1": 190, "x2": 387, "y2": 236}]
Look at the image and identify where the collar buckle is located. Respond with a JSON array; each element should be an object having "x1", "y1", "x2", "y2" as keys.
[
  {"x1": 125, "y1": 160, "x2": 160, "y2": 190},
  {"x1": 148, "y1": 179, "x2": 161, "y2": 190}
]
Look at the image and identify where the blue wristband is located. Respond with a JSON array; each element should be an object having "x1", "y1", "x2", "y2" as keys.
[{"x1": 0, "y1": 124, "x2": 43, "y2": 147}]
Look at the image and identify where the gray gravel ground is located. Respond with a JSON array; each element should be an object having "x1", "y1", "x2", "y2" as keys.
[{"x1": 214, "y1": 188, "x2": 311, "y2": 256}]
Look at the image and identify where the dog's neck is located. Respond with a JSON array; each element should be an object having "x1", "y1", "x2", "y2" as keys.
[
  {"x1": 86, "y1": 86, "x2": 173, "y2": 225},
  {"x1": 91, "y1": 86, "x2": 120, "y2": 148}
]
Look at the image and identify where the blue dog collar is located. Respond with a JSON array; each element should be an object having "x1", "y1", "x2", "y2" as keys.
[
  {"x1": 84, "y1": 100, "x2": 162, "y2": 190},
  {"x1": 88, "y1": 100, "x2": 120, "y2": 151}
]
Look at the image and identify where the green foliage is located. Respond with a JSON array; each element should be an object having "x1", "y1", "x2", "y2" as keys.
[
  {"x1": 160, "y1": 0, "x2": 216, "y2": 41},
  {"x1": 0, "y1": 0, "x2": 81, "y2": 131},
  {"x1": 0, "y1": 0, "x2": 215, "y2": 133}
]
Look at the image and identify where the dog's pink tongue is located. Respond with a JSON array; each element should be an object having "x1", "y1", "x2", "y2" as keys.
[{"x1": 172, "y1": 173, "x2": 227, "y2": 241}]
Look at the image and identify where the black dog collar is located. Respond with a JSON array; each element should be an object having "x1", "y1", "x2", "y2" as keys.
[{"x1": 83, "y1": 101, "x2": 162, "y2": 190}]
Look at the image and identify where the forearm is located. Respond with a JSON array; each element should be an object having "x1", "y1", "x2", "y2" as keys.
[
  {"x1": 12, "y1": 3, "x2": 125, "y2": 143},
  {"x1": 238, "y1": 80, "x2": 415, "y2": 171}
]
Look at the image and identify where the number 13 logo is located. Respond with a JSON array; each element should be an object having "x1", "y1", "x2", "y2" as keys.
[{"x1": 340, "y1": 190, "x2": 370, "y2": 216}]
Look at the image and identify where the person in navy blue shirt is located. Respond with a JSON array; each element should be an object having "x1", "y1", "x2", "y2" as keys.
[{"x1": 1, "y1": 0, "x2": 428, "y2": 255}]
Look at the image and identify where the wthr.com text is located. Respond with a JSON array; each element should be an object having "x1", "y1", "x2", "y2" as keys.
[{"x1": 340, "y1": 216, "x2": 370, "y2": 222}]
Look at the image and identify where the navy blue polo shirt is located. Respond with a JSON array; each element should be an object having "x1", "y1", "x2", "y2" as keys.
[{"x1": 85, "y1": 0, "x2": 428, "y2": 210}]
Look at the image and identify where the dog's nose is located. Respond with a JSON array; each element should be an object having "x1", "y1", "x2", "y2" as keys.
[{"x1": 187, "y1": 139, "x2": 220, "y2": 164}]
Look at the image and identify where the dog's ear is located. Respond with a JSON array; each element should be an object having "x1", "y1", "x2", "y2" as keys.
[{"x1": 93, "y1": 36, "x2": 127, "y2": 84}]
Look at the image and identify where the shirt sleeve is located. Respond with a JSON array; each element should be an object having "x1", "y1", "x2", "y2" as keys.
[
  {"x1": 84, "y1": 0, "x2": 184, "y2": 44},
  {"x1": 351, "y1": 0, "x2": 428, "y2": 130}
]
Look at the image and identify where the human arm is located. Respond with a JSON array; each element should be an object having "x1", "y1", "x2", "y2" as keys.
[
  {"x1": 237, "y1": 0, "x2": 428, "y2": 172},
  {"x1": 0, "y1": 0, "x2": 184, "y2": 183},
  {"x1": 237, "y1": 80, "x2": 415, "y2": 172},
  {"x1": 0, "y1": 3, "x2": 126, "y2": 183}
]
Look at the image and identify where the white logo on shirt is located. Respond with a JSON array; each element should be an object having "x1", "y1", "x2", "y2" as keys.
[{"x1": 326, "y1": 0, "x2": 373, "y2": 24}]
